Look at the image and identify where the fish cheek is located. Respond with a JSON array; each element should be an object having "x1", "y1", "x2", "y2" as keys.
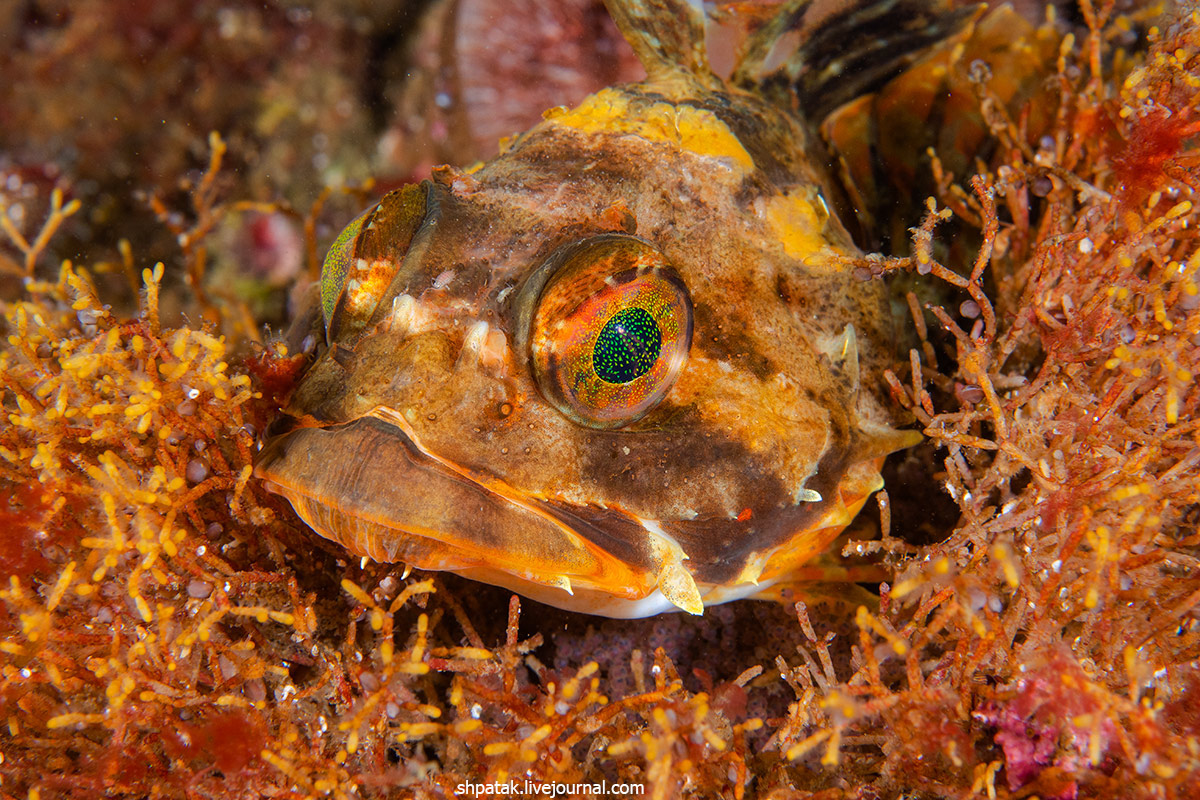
[
  {"x1": 358, "y1": 331, "x2": 461, "y2": 413},
  {"x1": 690, "y1": 300, "x2": 776, "y2": 380},
  {"x1": 579, "y1": 425, "x2": 791, "y2": 520}
]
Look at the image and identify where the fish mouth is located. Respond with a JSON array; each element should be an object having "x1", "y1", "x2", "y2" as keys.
[
  {"x1": 254, "y1": 407, "x2": 668, "y2": 609},
  {"x1": 254, "y1": 406, "x2": 894, "y2": 617}
]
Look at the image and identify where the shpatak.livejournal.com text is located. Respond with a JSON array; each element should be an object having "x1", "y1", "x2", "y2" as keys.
[{"x1": 455, "y1": 780, "x2": 645, "y2": 796}]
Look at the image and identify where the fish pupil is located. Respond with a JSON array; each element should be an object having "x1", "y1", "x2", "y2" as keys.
[{"x1": 592, "y1": 307, "x2": 661, "y2": 384}]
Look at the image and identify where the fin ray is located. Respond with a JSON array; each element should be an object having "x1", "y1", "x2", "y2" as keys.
[
  {"x1": 731, "y1": 0, "x2": 811, "y2": 86},
  {"x1": 603, "y1": 0, "x2": 712, "y2": 82},
  {"x1": 751, "y1": 0, "x2": 980, "y2": 121}
]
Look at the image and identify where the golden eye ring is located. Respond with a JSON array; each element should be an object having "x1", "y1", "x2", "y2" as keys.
[{"x1": 525, "y1": 235, "x2": 692, "y2": 429}]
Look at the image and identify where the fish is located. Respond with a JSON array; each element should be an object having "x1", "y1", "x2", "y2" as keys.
[{"x1": 254, "y1": 0, "x2": 970, "y2": 618}]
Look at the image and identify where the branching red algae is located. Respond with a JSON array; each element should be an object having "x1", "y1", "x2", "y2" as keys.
[{"x1": 1, "y1": 2, "x2": 1199, "y2": 799}]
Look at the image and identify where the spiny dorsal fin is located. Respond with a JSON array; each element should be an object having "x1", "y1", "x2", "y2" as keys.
[
  {"x1": 603, "y1": 0, "x2": 713, "y2": 83},
  {"x1": 738, "y1": 0, "x2": 980, "y2": 121},
  {"x1": 732, "y1": 0, "x2": 811, "y2": 86}
]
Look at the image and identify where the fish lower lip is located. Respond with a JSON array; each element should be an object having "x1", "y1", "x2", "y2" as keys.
[{"x1": 253, "y1": 413, "x2": 651, "y2": 596}]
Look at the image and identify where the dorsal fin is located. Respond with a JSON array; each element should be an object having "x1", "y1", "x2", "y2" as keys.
[
  {"x1": 736, "y1": 0, "x2": 980, "y2": 121},
  {"x1": 603, "y1": 0, "x2": 713, "y2": 83},
  {"x1": 732, "y1": 0, "x2": 811, "y2": 86}
]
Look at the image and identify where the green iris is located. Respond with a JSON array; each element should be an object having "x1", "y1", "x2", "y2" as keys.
[{"x1": 592, "y1": 307, "x2": 662, "y2": 384}]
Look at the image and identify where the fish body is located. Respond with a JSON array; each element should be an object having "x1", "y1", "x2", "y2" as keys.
[{"x1": 256, "y1": 0, "x2": 931, "y2": 617}]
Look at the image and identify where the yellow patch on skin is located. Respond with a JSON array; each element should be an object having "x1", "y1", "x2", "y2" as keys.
[
  {"x1": 672, "y1": 355, "x2": 828, "y2": 500},
  {"x1": 546, "y1": 88, "x2": 755, "y2": 176},
  {"x1": 760, "y1": 188, "x2": 840, "y2": 265}
]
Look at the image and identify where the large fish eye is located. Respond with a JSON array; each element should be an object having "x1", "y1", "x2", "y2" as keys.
[
  {"x1": 319, "y1": 183, "x2": 429, "y2": 342},
  {"x1": 529, "y1": 235, "x2": 692, "y2": 429}
]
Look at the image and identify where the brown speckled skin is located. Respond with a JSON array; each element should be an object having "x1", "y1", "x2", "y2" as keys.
[{"x1": 255, "y1": 3, "x2": 917, "y2": 616}]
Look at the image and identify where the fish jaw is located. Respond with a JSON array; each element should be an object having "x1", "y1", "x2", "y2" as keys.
[
  {"x1": 254, "y1": 405, "x2": 914, "y2": 618},
  {"x1": 254, "y1": 411, "x2": 661, "y2": 605}
]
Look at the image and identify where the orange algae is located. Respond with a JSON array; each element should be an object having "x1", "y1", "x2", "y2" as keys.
[
  {"x1": 0, "y1": 483, "x2": 58, "y2": 579},
  {"x1": 162, "y1": 708, "x2": 270, "y2": 774},
  {"x1": 1113, "y1": 13, "x2": 1200, "y2": 208},
  {"x1": 0, "y1": 2, "x2": 1198, "y2": 799}
]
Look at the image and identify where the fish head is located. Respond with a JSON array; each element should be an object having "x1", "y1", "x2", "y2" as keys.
[{"x1": 255, "y1": 0, "x2": 921, "y2": 617}]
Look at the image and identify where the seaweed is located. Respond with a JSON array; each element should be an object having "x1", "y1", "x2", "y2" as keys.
[{"x1": 1, "y1": 2, "x2": 1198, "y2": 798}]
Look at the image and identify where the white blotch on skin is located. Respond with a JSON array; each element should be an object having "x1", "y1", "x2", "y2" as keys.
[{"x1": 388, "y1": 294, "x2": 439, "y2": 335}]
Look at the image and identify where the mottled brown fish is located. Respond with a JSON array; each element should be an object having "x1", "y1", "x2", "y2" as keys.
[{"x1": 255, "y1": 0, "x2": 961, "y2": 617}]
